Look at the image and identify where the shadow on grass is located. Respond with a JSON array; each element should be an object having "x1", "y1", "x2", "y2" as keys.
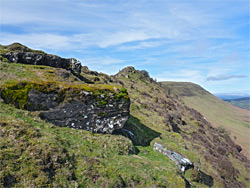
[
  {"x1": 113, "y1": 115, "x2": 161, "y2": 147},
  {"x1": 199, "y1": 171, "x2": 214, "y2": 187}
]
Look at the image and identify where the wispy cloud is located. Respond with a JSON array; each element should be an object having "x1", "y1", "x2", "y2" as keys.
[
  {"x1": 0, "y1": 0, "x2": 249, "y2": 93},
  {"x1": 81, "y1": 56, "x2": 125, "y2": 75},
  {"x1": 206, "y1": 75, "x2": 247, "y2": 81},
  {"x1": 155, "y1": 70, "x2": 203, "y2": 83},
  {"x1": 118, "y1": 40, "x2": 164, "y2": 51},
  {"x1": 0, "y1": 33, "x2": 70, "y2": 51}
]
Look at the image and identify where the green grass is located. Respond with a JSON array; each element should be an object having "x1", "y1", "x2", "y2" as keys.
[
  {"x1": 1, "y1": 53, "x2": 250, "y2": 187},
  {"x1": 0, "y1": 62, "x2": 189, "y2": 187},
  {"x1": 0, "y1": 102, "x2": 189, "y2": 187},
  {"x1": 161, "y1": 81, "x2": 250, "y2": 159}
]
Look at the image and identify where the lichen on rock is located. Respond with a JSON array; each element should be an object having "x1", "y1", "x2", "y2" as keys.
[{"x1": 0, "y1": 81, "x2": 130, "y2": 133}]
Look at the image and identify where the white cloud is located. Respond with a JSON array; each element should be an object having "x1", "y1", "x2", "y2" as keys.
[
  {"x1": 81, "y1": 56, "x2": 126, "y2": 75},
  {"x1": 83, "y1": 56, "x2": 123, "y2": 66},
  {"x1": 118, "y1": 41, "x2": 164, "y2": 51},
  {"x1": 98, "y1": 30, "x2": 155, "y2": 48},
  {"x1": 155, "y1": 70, "x2": 204, "y2": 83},
  {"x1": 0, "y1": 33, "x2": 70, "y2": 51}
]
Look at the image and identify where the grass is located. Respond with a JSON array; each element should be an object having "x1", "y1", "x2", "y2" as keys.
[
  {"x1": 0, "y1": 61, "x2": 188, "y2": 187},
  {"x1": 113, "y1": 70, "x2": 250, "y2": 187},
  {"x1": 1, "y1": 51, "x2": 250, "y2": 187},
  {"x1": 0, "y1": 102, "x2": 190, "y2": 187},
  {"x1": 161, "y1": 81, "x2": 250, "y2": 159}
]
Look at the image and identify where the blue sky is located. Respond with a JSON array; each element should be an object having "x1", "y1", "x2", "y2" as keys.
[{"x1": 0, "y1": 0, "x2": 249, "y2": 94}]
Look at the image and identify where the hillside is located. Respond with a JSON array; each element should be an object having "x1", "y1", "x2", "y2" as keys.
[
  {"x1": 0, "y1": 43, "x2": 250, "y2": 187},
  {"x1": 160, "y1": 82, "x2": 250, "y2": 159},
  {"x1": 224, "y1": 97, "x2": 250, "y2": 110}
]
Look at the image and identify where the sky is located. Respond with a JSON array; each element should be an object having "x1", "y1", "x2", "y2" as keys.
[{"x1": 0, "y1": 0, "x2": 249, "y2": 94}]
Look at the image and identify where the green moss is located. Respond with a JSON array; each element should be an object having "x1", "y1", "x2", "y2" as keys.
[
  {"x1": 0, "y1": 82, "x2": 33, "y2": 109},
  {"x1": 97, "y1": 112, "x2": 108, "y2": 117},
  {"x1": 0, "y1": 55, "x2": 9, "y2": 62},
  {"x1": 116, "y1": 88, "x2": 129, "y2": 100},
  {"x1": 0, "y1": 80, "x2": 129, "y2": 111},
  {"x1": 97, "y1": 100, "x2": 108, "y2": 108},
  {"x1": 0, "y1": 81, "x2": 61, "y2": 109}
]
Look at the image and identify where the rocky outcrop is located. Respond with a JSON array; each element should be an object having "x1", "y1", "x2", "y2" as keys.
[
  {"x1": 153, "y1": 142, "x2": 193, "y2": 172},
  {"x1": 0, "y1": 81, "x2": 130, "y2": 133},
  {"x1": 3, "y1": 52, "x2": 82, "y2": 74}
]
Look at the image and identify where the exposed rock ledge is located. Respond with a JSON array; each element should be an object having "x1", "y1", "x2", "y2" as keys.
[
  {"x1": 3, "y1": 52, "x2": 82, "y2": 75},
  {"x1": 0, "y1": 81, "x2": 130, "y2": 133}
]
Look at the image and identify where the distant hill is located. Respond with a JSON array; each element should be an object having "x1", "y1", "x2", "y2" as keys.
[
  {"x1": 214, "y1": 93, "x2": 250, "y2": 100},
  {"x1": 160, "y1": 82, "x2": 250, "y2": 159},
  {"x1": 224, "y1": 97, "x2": 250, "y2": 110}
]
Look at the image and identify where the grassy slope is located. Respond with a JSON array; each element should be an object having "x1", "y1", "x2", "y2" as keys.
[
  {"x1": 1, "y1": 44, "x2": 249, "y2": 187},
  {"x1": 0, "y1": 62, "x2": 188, "y2": 187},
  {"x1": 113, "y1": 68, "x2": 250, "y2": 187},
  {"x1": 160, "y1": 82, "x2": 250, "y2": 159},
  {"x1": 1, "y1": 61, "x2": 249, "y2": 187}
]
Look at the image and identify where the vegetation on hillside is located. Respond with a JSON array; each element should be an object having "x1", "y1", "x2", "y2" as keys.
[
  {"x1": 160, "y1": 82, "x2": 250, "y2": 159},
  {"x1": 1, "y1": 44, "x2": 250, "y2": 187}
]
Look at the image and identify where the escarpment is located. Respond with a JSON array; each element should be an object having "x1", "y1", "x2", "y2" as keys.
[
  {"x1": 0, "y1": 81, "x2": 130, "y2": 133},
  {"x1": 3, "y1": 52, "x2": 82, "y2": 75},
  {"x1": 0, "y1": 43, "x2": 81, "y2": 75}
]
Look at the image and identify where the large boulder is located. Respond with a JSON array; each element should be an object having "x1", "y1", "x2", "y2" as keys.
[
  {"x1": 3, "y1": 52, "x2": 82, "y2": 75},
  {"x1": 0, "y1": 81, "x2": 130, "y2": 133}
]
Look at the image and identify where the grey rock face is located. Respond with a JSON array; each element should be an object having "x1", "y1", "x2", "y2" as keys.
[
  {"x1": 33, "y1": 90, "x2": 129, "y2": 133},
  {"x1": 0, "y1": 82, "x2": 130, "y2": 133},
  {"x1": 27, "y1": 89, "x2": 60, "y2": 111},
  {"x1": 153, "y1": 142, "x2": 193, "y2": 172},
  {"x1": 40, "y1": 101, "x2": 129, "y2": 133},
  {"x1": 3, "y1": 52, "x2": 82, "y2": 74}
]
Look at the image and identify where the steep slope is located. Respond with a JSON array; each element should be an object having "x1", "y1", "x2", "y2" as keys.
[
  {"x1": 1, "y1": 44, "x2": 250, "y2": 187},
  {"x1": 112, "y1": 67, "x2": 250, "y2": 187},
  {"x1": 160, "y1": 82, "x2": 250, "y2": 159}
]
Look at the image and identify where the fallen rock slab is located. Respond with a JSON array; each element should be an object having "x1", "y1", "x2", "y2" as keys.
[{"x1": 153, "y1": 142, "x2": 193, "y2": 172}]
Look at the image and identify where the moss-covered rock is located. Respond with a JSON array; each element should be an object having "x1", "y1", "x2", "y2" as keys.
[{"x1": 0, "y1": 81, "x2": 130, "y2": 133}]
